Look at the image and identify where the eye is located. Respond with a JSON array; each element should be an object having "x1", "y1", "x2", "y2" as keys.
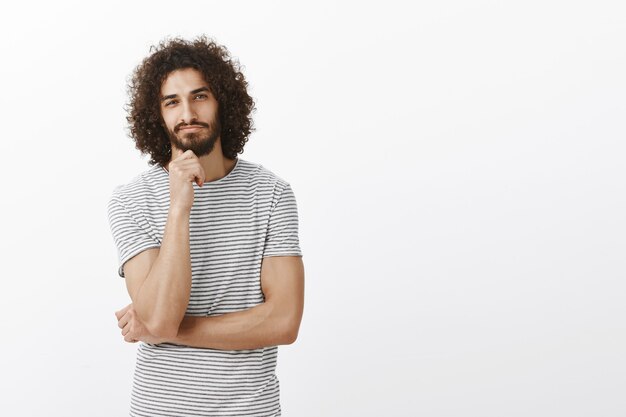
[
  {"x1": 164, "y1": 100, "x2": 177, "y2": 107},
  {"x1": 194, "y1": 94, "x2": 208, "y2": 100}
]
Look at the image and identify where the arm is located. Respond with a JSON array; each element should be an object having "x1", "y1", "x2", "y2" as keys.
[
  {"x1": 121, "y1": 150, "x2": 206, "y2": 339},
  {"x1": 123, "y1": 207, "x2": 192, "y2": 339},
  {"x1": 168, "y1": 255, "x2": 305, "y2": 350}
]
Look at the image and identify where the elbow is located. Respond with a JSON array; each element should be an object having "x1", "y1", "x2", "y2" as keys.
[
  {"x1": 139, "y1": 304, "x2": 187, "y2": 340},
  {"x1": 283, "y1": 330, "x2": 298, "y2": 345},
  {"x1": 153, "y1": 325, "x2": 179, "y2": 340},
  {"x1": 280, "y1": 319, "x2": 301, "y2": 345},
  {"x1": 145, "y1": 319, "x2": 181, "y2": 340}
]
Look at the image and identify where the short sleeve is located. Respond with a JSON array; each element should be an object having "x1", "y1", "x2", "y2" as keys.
[
  {"x1": 107, "y1": 193, "x2": 161, "y2": 278},
  {"x1": 262, "y1": 183, "x2": 303, "y2": 258}
]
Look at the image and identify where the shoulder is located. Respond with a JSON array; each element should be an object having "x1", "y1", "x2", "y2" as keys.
[
  {"x1": 239, "y1": 158, "x2": 292, "y2": 194},
  {"x1": 108, "y1": 164, "x2": 167, "y2": 207}
]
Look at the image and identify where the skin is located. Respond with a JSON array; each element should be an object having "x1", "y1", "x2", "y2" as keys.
[
  {"x1": 159, "y1": 68, "x2": 235, "y2": 185},
  {"x1": 114, "y1": 68, "x2": 305, "y2": 349}
]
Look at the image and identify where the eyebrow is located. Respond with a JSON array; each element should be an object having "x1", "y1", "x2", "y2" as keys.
[{"x1": 160, "y1": 87, "x2": 211, "y2": 102}]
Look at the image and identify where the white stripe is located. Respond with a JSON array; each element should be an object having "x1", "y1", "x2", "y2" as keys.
[{"x1": 107, "y1": 158, "x2": 301, "y2": 416}]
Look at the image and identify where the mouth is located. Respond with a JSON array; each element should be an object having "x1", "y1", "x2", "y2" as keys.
[{"x1": 178, "y1": 126, "x2": 206, "y2": 132}]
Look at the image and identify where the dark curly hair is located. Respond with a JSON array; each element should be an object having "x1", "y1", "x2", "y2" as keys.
[{"x1": 125, "y1": 35, "x2": 255, "y2": 167}]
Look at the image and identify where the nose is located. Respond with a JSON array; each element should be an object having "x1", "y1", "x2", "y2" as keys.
[{"x1": 179, "y1": 102, "x2": 198, "y2": 125}]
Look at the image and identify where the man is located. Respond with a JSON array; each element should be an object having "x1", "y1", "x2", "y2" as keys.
[{"x1": 107, "y1": 36, "x2": 305, "y2": 417}]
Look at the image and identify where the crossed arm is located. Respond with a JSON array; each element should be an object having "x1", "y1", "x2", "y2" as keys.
[{"x1": 115, "y1": 252, "x2": 305, "y2": 350}]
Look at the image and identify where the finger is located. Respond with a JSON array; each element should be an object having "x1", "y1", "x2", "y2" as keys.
[
  {"x1": 177, "y1": 165, "x2": 205, "y2": 187},
  {"x1": 115, "y1": 303, "x2": 132, "y2": 320},
  {"x1": 119, "y1": 314, "x2": 130, "y2": 330},
  {"x1": 177, "y1": 149, "x2": 197, "y2": 161},
  {"x1": 168, "y1": 162, "x2": 206, "y2": 186},
  {"x1": 173, "y1": 159, "x2": 202, "y2": 170},
  {"x1": 182, "y1": 167, "x2": 205, "y2": 186},
  {"x1": 174, "y1": 160, "x2": 206, "y2": 184},
  {"x1": 124, "y1": 325, "x2": 137, "y2": 342},
  {"x1": 122, "y1": 323, "x2": 130, "y2": 336},
  {"x1": 192, "y1": 165, "x2": 206, "y2": 187}
]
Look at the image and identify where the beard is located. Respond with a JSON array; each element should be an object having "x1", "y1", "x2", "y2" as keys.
[{"x1": 167, "y1": 118, "x2": 222, "y2": 157}]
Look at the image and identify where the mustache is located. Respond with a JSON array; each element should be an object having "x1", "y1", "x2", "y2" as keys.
[{"x1": 174, "y1": 121, "x2": 210, "y2": 133}]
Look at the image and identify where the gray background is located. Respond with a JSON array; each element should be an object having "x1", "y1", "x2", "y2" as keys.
[{"x1": 0, "y1": 0, "x2": 624, "y2": 416}]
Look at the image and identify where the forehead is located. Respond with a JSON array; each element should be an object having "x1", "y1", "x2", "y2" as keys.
[{"x1": 161, "y1": 68, "x2": 208, "y2": 93}]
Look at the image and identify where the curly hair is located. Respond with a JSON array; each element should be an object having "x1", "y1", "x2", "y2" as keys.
[{"x1": 125, "y1": 35, "x2": 255, "y2": 167}]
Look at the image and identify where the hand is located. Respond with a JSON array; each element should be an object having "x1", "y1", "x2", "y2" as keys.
[
  {"x1": 167, "y1": 150, "x2": 206, "y2": 212},
  {"x1": 115, "y1": 303, "x2": 167, "y2": 345}
]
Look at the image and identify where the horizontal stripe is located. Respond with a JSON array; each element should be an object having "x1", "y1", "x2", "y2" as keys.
[{"x1": 107, "y1": 158, "x2": 301, "y2": 416}]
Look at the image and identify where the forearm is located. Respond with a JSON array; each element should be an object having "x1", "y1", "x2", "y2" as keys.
[
  {"x1": 169, "y1": 302, "x2": 297, "y2": 350},
  {"x1": 134, "y1": 207, "x2": 192, "y2": 337}
]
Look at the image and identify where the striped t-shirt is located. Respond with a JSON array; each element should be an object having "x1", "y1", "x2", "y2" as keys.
[{"x1": 107, "y1": 157, "x2": 303, "y2": 417}]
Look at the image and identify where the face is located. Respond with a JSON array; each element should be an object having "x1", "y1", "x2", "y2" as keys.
[{"x1": 159, "y1": 68, "x2": 221, "y2": 157}]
